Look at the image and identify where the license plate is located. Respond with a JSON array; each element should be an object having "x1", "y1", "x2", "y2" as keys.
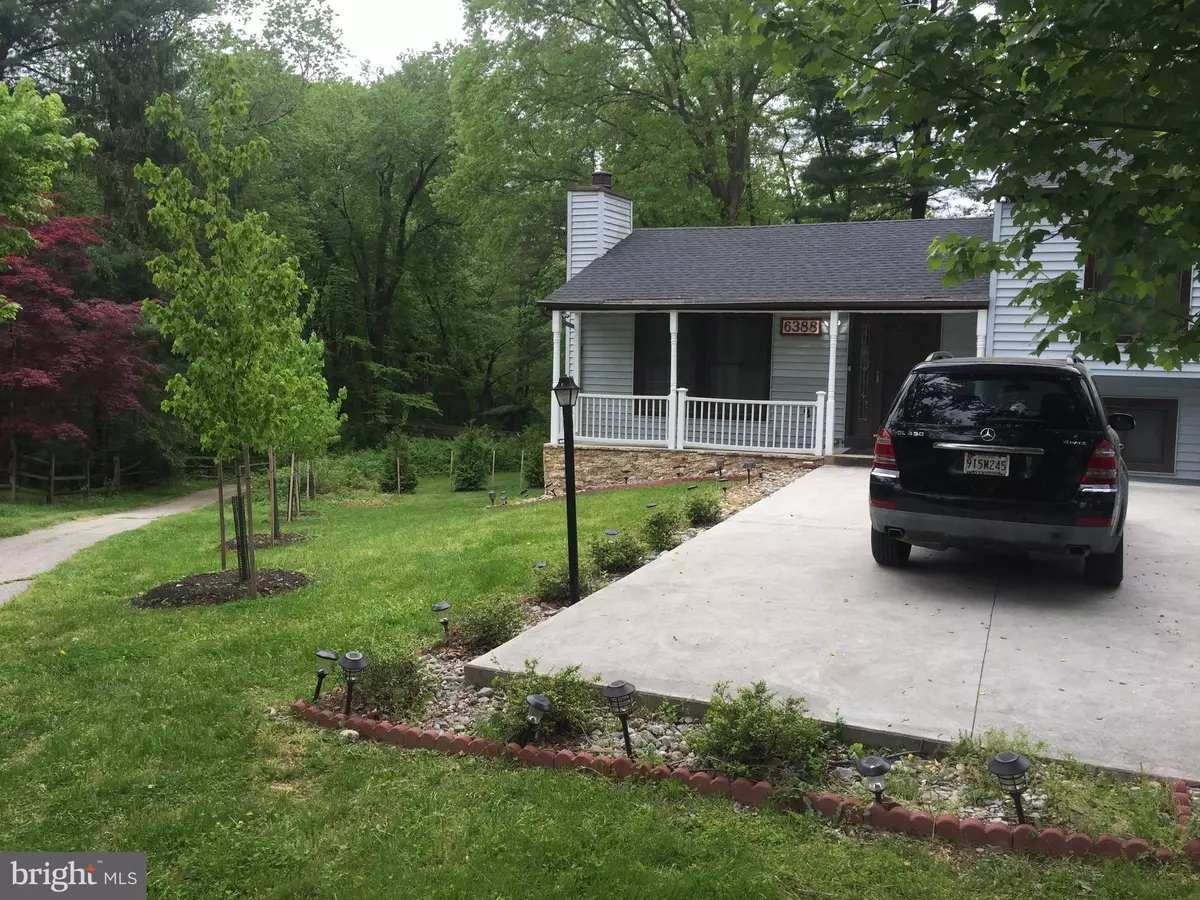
[{"x1": 964, "y1": 452, "x2": 1010, "y2": 477}]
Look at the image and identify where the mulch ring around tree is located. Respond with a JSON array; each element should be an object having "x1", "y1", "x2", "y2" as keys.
[
  {"x1": 131, "y1": 570, "x2": 312, "y2": 609},
  {"x1": 219, "y1": 532, "x2": 309, "y2": 551}
]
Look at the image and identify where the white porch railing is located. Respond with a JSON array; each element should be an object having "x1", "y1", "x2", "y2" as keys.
[
  {"x1": 680, "y1": 394, "x2": 822, "y2": 454},
  {"x1": 576, "y1": 393, "x2": 672, "y2": 446},
  {"x1": 571, "y1": 390, "x2": 825, "y2": 455}
]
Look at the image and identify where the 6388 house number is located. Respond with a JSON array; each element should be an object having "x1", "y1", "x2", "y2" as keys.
[{"x1": 779, "y1": 317, "x2": 823, "y2": 336}]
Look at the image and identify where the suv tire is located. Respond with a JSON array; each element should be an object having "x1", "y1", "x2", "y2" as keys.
[
  {"x1": 1083, "y1": 537, "x2": 1123, "y2": 587},
  {"x1": 871, "y1": 528, "x2": 912, "y2": 567}
]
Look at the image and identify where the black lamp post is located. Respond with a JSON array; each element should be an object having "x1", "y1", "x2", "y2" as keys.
[
  {"x1": 988, "y1": 751, "x2": 1032, "y2": 824},
  {"x1": 856, "y1": 755, "x2": 892, "y2": 804},
  {"x1": 554, "y1": 375, "x2": 582, "y2": 605},
  {"x1": 526, "y1": 693, "x2": 552, "y2": 741},
  {"x1": 602, "y1": 680, "x2": 637, "y2": 758},
  {"x1": 337, "y1": 650, "x2": 369, "y2": 716}
]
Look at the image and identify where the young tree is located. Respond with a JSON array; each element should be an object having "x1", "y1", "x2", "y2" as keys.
[
  {"x1": 761, "y1": 0, "x2": 1200, "y2": 367},
  {"x1": 0, "y1": 80, "x2": 94, "y2": 319},
  {"x1": 0, "y1": 217, "x2": 153, "y2": 460},
  {"x1": 137, "y1": 52, "x2": 342, "y2": 594}
]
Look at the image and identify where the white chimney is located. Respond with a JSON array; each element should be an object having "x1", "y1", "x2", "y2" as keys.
[{"x1": 566, "y1": 171, "x2": 633, "y2": 280}]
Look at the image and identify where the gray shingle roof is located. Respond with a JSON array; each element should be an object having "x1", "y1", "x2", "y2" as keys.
[{"x1": 542, "y1": 217, "x2": 995, "y2": 311}]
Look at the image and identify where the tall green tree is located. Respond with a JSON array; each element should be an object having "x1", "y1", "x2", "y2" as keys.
[
  {"x1": 0, "y1": 78, "x2": 94, "y2": 318},
  {"x1": 138, "y1": 52, "x2": 343, "y2": 592},
  {"x1": 761, "y1": 0, "x2": 1200, "y2": 366}
]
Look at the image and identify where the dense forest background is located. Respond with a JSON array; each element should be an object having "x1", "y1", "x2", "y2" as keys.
[{"x1": 1, "y1": 0, "x2": 982, "y2": 463}]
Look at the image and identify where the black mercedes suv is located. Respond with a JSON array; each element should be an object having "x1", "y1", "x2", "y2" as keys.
[{"x1": 868, "y1": 355, "x2": 1134, "y2": 586}]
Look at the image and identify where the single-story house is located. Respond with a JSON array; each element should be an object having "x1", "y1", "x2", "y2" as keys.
[{"x1": 540, "y1": 172, "x2": 1200, "y2": 489}]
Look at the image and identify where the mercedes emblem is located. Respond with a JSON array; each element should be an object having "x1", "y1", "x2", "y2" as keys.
[{"x1": 980, "y1": 427, "x2": 997, "y2": 442}]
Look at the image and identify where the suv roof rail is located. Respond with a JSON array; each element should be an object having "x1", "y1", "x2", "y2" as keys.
[
  {"x1": 1068, "y1": 353, "x2": 1089, "y2": 367},
  {"x1": 925, "y1": 350, "x2": 955, "y2": 361}
]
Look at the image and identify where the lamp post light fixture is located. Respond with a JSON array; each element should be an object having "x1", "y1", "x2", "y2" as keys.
[
  {"x1": 856, "y1": 755, "x2": 892, "y2": 804},
  {"x1": 313, "y1": 668, "x2": 329, "y2": 702},
  {"x1": 553, "y1": 374, "x2": 582, "y2": 606},
  {"x1": 525, "y1": 693, "x2": 553, "y2": 740},
  {"x1": 500, "y1": 490, "x2": 508, "y2": 506},
  {"x1": 602, "y1": 680, "x2": 637, "y2": 758},
  {"x1": 337, "y1": 650, "x2": 369, "y2": 715},
  {"x1": 988, "y1": 751, "x2": 1032, "y2": 824},
  {"x1": 714, "y1": 457, "x2": 725, "y2": 477},
  {"x1": 488, "y1": 489, "x2": 496, "y2": 506},
  {"x1": 744, "y1": 458, "x2": 758, "y2": 485}
]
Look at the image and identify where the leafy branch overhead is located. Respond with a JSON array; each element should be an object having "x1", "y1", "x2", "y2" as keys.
[{"x1": 757, "y1": 0, "x2": 1200, "y2": 369}]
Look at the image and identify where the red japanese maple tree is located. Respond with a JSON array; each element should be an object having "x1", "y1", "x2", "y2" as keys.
[{"x1": 0, "y1": 217, "x2": 155, "y2": 447}]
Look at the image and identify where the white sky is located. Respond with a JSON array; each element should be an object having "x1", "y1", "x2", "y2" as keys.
[{"x1": 328, "y1": 0, "x2": 467, "y2": 71}]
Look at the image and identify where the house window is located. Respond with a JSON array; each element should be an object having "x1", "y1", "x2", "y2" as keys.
[
  {"x1": 1083, "y1": 251, "x2": 1191, "y2": 340},
  {"x1": 633, "y1": 313, "x2": 670, "y2": 395},
  {"x1": 1102, "y1": 396, "x2": 1178, "y2": 474},
  {"x1": 632, "y1": 312, "x2": 772, "y2": 400}
]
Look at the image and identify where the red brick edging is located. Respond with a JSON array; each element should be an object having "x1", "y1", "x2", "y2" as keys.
[{"x1": 292, "y1": 700, "x2": 1198, "y2": 865}]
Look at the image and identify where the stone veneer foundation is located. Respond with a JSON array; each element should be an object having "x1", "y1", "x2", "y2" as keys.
[{"x1": 542, "y1": 444, "x2": 823, "y2": 495}]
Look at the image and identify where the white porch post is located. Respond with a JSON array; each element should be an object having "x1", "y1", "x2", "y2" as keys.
[
  {"x1": 668, "y1": 310, "x2": 680, "y2": 448},
  {"x1": 675, "y1": 387, "x2": 689, "y2": 449},
  {"x1": 825, "y1": 310, "x2": 839, "y2": 455},
  {"x1": 550, "y1": 309, "x2": 563, "y2": 444},
  {"x1": 570, "y1": 312, "x2": 583, "y2": 435},
  {"x1": 975, "y1": 308, "x2": 988, "y2": 357},
  {"x1": 814, "y1": 391, "x2": 827, "y2": 456}
]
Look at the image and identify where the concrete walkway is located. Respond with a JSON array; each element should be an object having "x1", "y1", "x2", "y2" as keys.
[
  {"x1": 470, "y1": 467, "x2": 1200, "y2": 780},
  {"x1": 0, "y1": 489, "x2": 220, "y2": 604}
]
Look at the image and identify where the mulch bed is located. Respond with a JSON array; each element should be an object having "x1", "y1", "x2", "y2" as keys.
[
  {"x1": 131, "y1": 569, "x2": 312, "y2": 609},
  {"x1": 219, "y1": 533, "x2": 309, "y2": 551}
]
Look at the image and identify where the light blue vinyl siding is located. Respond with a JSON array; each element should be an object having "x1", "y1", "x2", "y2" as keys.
[
  {"x1": 1092, "y1": 375, "x2": 1200, "y2": 481},
  {"x1": 580, "y1": 313, "x2": 635, "y2": 394},
  {"x1": 990, "y1": 201, "x2": 1200, "y2": 375},
  {"x1": 770, "y1": 313, "x2": 848, "y2": 442}
]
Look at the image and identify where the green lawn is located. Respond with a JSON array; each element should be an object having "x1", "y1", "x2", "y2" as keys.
[
  {"x1": 0, "y1": 479, "x2": 215, "y2": 538},
  {"x1": 0, "y1": 477, "x2": 1194, "y2": 899}
]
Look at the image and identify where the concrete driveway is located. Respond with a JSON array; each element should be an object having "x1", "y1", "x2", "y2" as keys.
[{"x1": 470, "y1": 467, "x2": 1200, "y2": 780}]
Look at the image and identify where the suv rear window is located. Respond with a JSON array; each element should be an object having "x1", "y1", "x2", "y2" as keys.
[{"x1": 895, "y1": 370, "x2": 1097, "y2": 429}]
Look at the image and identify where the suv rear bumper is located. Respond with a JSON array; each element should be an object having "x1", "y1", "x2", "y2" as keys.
[{"x1": 869, "y1": 505, "x2": 1121, "y2": 556}]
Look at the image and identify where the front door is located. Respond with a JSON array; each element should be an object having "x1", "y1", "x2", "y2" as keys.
[{"x1": 846, "y1": 314, "x2": 942, "y2": 447}]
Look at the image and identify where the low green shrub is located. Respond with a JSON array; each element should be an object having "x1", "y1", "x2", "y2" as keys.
[
  {"x1": 531, "y1": 558, "x2": 599, "y2": 604},
  {"x1": 518, "y1": 426, "x2": 546, "y2": 488},
  {"x1": 356, "y1": 649, "x2": 439, "y2": 720},
  {"x1": 483, "y1": 660, "x2": 600, "y2": 741},
  {"x1": 688, "y1": 681, "x2": 832, "y2": 783},
  {"x1": 451, "y1": 425, "x2": 492, "y2": 491},
  {"x1": 381, "y1": 436, "x2": 419, "y2": 493},
  {"x1": 315, "y1": 451, "x2": 390, "y2": 494},
  {"x1": 684, "y1": 490, "x2": 723, "y2": 527},
  {"x1": 586, "y1": 531, "x2": 645, "y2": 576},
  {"x1": 639, "y1": 506, "x2": 682, "y2": 554},
  {"x1": 454, "y1": 597, "x2": 527, "y2": 652}
]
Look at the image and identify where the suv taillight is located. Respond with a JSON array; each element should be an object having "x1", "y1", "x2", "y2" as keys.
[
  {"x1": 1082, "y1": 440, "x2": 1118, "y2": 484},
  {"x1": 874, "y1": 429, "x2": 897, "y2": 470}
]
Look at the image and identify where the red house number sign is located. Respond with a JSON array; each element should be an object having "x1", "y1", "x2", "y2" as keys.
[{"x1": 779, "y1": 317, "x2": 823, "y2": 336}]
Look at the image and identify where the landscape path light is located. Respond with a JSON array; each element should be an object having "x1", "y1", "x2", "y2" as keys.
[
  {"x1": 988, "y1": 751, "x2": 1032, "y2": 824},
  {"x1": 316, "y1": 649, "x2": 338, "y2": 661},
  {"x1": 856, "y1": 755, "x2": 892, "y2": 804},
  {"x1": 553, "y1": 375, "x2": 582, "y2": 605},
  {"x1": 602, "y1": 680, "x2": 637, "y2": 758},
  {"x1": 488, "y1": 489, "x2": 496, "y2": 506},
  {"x1": 337, "y1": 651, "x2": 369, "y2": 716},
  {"x1": 313, "y1": 668, "x2": 329, "y2": 702},
  {"x1": 526, "y1": 693, "x2": 552, "y2": 741},
  {"x1": 432, "y1": 601, "x2": 451, "y2": 637}
]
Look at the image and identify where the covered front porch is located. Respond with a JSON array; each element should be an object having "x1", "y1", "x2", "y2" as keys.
[{"x1": 548, "y1": 307, "x2": 989, "y2": 456}]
